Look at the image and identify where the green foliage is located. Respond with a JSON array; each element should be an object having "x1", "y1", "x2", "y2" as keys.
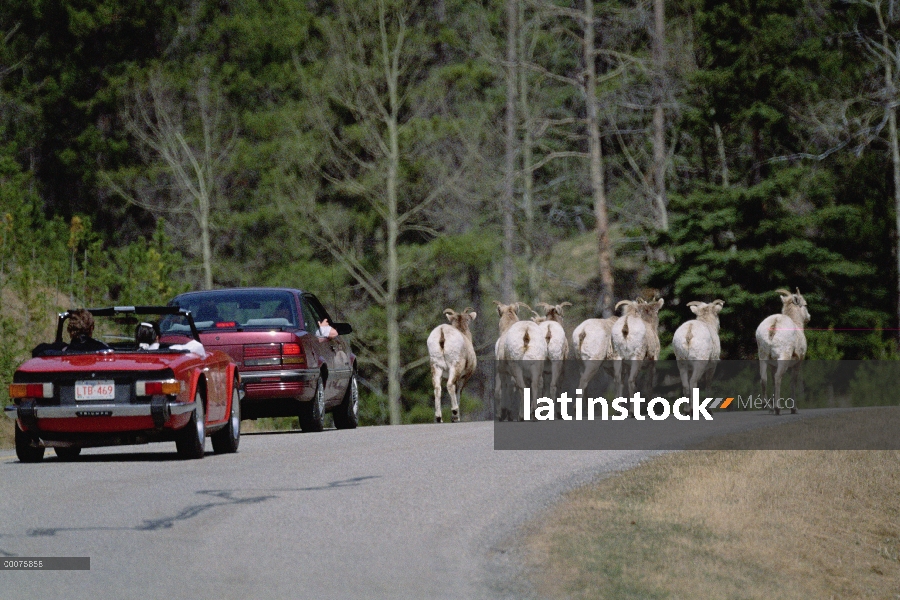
[{"x1": 649, "y1": 166, "x2": 894, "y2": 359}]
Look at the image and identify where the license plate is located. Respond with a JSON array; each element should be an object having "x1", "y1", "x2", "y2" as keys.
[{"x1": 75, "y1": 380, "x2": 115, "y2": 401}]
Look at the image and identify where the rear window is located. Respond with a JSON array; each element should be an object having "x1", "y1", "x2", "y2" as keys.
[{"x1": 170, "y1": 291, "x2": 299, "y2": 330}]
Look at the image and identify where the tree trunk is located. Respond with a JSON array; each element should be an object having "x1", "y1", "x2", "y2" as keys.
[
  {"x1": 584, "y1": 0, "x2": 614, "y2": 317},
  {"x1": 387, "y1": 26, "x2": 402, "y2": 426},
  {"x1": 502, "y1": 0, "x2": 517, "y2": 303},
  {"x1": 714, "y1": 121, "x2": 729, "y2": 187},
  {"x1": 519, "y1": 5, "x2": 539, "y2": 304},
  {"x1": 880, "y1": 4, "x2": 900, "y2": 345},
  {"x1": 200, "y1": 191, "x2": 213, "y2": 289},
  {"x1": 870, "y1": 0, "x2": 900, "y2": 344},
  {"x1": 652, "y1": 0, "x2": 668, "y2": 231}
]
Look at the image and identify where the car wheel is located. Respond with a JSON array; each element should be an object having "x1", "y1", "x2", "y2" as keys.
[
  {"x1": 176, "y1": 390, "x2": 206, "y2": 459},
  {"x1": 332, "y1": 372, "x2": 359, "y2": 430},
  {"x1": 211, "y1": 378, "x2": 241, "y2": 454},
  {"x1": 15, "y1": 421, "x2": 44, "y2": 463},
  {"x1": 298, "y1": 378, "x2": 326, "y2": 433},
  {"x1": 54, "y1": 446, "x2": 82, "y2": 461}
]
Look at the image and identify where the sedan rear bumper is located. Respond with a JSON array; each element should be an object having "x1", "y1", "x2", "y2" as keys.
[{"x1": 4, "y1": 399, "x2": 196, "y2": 421}]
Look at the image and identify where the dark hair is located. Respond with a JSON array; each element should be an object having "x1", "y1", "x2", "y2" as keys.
[
  {"x1": 67, "y1": 309, "x2": 94, "y2": 340},
  {"x1": 135, "y1": 322, "x2": 158, "y2": 345}
]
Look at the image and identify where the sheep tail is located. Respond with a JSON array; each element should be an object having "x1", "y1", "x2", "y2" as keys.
[
  {"x1": 439, "y1": 328, "x2": 446, "y2": 352},
  {"x1": 621, "y1": 318, "x2": 629, "y2": 339},
  {"x1": 545, "y1": 326, "x2": 553, "y2": 344},
  {"x1": 523, "y1": 330, "x2": 530, "y2": 352},
  {"x1": 685, "y1": 323, "x2": 693, "y2": 347},
  {"x1": 578, "y1": 330, "x2": 586, "y2": 353}
]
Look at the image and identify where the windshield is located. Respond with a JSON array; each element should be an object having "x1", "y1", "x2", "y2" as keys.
[
  {"x1": 170, "y1": 290, "x2": 299, "y2": 331},
  {"x1": 40, "y1": 307, "x2": 199, "y2": 356}
]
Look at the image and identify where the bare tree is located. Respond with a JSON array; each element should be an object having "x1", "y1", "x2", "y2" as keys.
[
  {"x1": 863, "y1": 0, "x2": 900, "y2": 342},
  {"x1": 583, "y1": 0, "x2": 615, "y2": 316},
  {"x1": 502, "y1": 0, "x2": 518, "y2": 303},
  {"x1": 287, "y1": 0, "x2": 463, "y2": 425},
  {"x1": 106, "y1": 68, "x2": 235, "y2": 290},
  {"x1": 652, "y1": 0, "x2": 668, "y2": 230}
]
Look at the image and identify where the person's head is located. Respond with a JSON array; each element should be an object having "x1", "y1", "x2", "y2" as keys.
[
  {"x1": 67, "y1": 309, "x2": 95, "y2": 341},
  {"x1": 195, "y1": 301, "x2": 220, "y2": 322},
  {"x1": 135, "y1": 322, "x2": 158, "y2": 346},
  {"x1": 273, "y1": 300, "x2": 292, "y2": 319}
]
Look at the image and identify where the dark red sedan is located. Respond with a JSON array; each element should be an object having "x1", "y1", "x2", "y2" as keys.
[
  {"x1": 168, "y1": 288, "x2": 358, "y2": 432},
  {"x1": 4, "y1": 306, "x2": 241, "y2": 462}
]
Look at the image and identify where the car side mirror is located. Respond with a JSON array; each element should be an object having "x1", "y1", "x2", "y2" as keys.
[{"x1": 332, "y1": 322, "x2": 352, "y2": 335}]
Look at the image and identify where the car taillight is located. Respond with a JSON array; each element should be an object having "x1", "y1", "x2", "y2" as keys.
[
  {"x1": 244, "y1": 344, "x2": 280, "y2": 367},
  {"x1": 9, "y1": 383, "x2": 53, "y2": 399},
  {"x1": 282, "y1": 343, "x2": 304, "y2": 365},
  {"x1": 135, "y1": 380, "x2": 182, "y2": 396}
]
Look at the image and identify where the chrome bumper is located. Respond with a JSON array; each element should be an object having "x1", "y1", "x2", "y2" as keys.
[
  {"x1": 239, "y1": 369, "x2": 318, "y2": 384},
  {"x1": 4, "y1": 400, "x2": 196, "y2": 420}
]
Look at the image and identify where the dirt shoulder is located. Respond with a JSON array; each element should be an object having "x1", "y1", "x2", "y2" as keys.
[{"x1": 522, "y1": 411, "x2": 900, "y2": 599}]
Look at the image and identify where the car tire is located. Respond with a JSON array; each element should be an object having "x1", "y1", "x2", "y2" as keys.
[
  {"x1": 332, "y1": 372, "x2": 359, "y2": 430},
  {"x1": 176, "y1": 390, "x2": 206, "y2": 459},
  {"x1": 15, "y1": 421, "x2": 45, "y2": 463},
  {"x1": 298, "y1": 378, "x2": 326, "y2": 433},
  {"x1": 54, "y1": 446, "x2": 82, "y2": 461},
  {"x1": 211, "y1": 378, "x2": 241, "y2": 454}
]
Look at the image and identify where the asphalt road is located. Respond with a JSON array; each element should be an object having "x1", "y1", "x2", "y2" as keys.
[{"x1": 0, "y1": 411, "x2": 844, "y2": 600}]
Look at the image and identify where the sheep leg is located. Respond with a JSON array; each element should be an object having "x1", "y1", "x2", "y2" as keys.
[
  {"x1": 549, "y1": 359, "x2": 564, "y2": 417},
  {"x1": 512, "y1": 365, "x2": 528, "y2": 421},
  {"x1": 703, "y1": 360, "x2": 719, "y2": 389},
  {"x1": 494, "y1": 364, "x2": 507, "y2": 422},
  {"x1": 626, "y1": 362, "x2": 640, "y2": 413},
  {"x1": 578, "y1": 360, "x2": 604, "y2": 392},
  {"x1": 758, "y1": 360, "x2": 771, "y2": 413},
  {"x1": 446, "y1": 366, "x2": 460, "y2": 423},
  {"x1": 431, "y1": 364, "x2": 444, "y2": 423},
  {"x1": 646, "y1": 359, "x2": 657, "y2": 395},
  {"x1": 772, "y1": 360, "x2": 789, "y2": 416},
  {"x1": 789, "y1": 363, "x2": 800, "y2": 414},
  {"x1": 613, "y1": 360, "x2": 624, "y2": 399},
  {"x1": 677, "y1": 360, "x2": 691, "y2": 399},
  {"x1": 688, "y1": 360, "x2": 707, "y2": 394}
]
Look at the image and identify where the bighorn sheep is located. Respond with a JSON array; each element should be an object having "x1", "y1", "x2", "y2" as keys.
[
  {"x1": 532, "y1": 302, "x2": 571, "y2": 402},
  {"x1": 673, "y1": 300, "x2": 725, "y2": 404},
  {"x1": 494, "y1": 301, "x2": 548, "y2": 421},
  {"x1": 427, "y1": 308, "x2": 477, "y2": 423},
  {"x1": 755, "y1": 288, "x2": 810, "y2": 415},
  {"x1": 571, "y1": 308, "x2": 625, "y2": 392},
  {"x1": 612, "y1": 298, "x2": 664, "y2": 400}
]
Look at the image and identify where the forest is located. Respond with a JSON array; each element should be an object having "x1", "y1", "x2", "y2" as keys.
[{"x1": 1, "y1": 0, "x2": 899, "y2": 425}]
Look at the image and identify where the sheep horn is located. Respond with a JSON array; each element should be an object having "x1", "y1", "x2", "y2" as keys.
[
  {"x1": 686, "y1": 301, "x2": 702, "y2": 307},
  {"x1": 517, "y1": 302, "x2": 533, "y2": 312},
  {"x1": 615, "y1": 300, "x2": 632, "y2": 312},
  {"x1": 560, "y1": 302, "x2": 572, "y2": 309},
  {"x1": 712, "y1": 299, "x2": 725, "y2": 306},
  {"x1": 775, "y1": 288, "x2": 792, "y2": 297},
  {"x1": 462, "y1": 307, "x2": 474, "y2": 314},
  {"x1": 443, "y1": 308, "x2": 456, "y2": 316},
  {"x1": 536, "y1": 302, "x2": 551, "y2": 311}
]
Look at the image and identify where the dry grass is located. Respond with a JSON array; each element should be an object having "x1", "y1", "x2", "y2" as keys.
[
  {"x1": 0, "y1": 419, "x2": 12, "y2": 449},
  {"x1": 524, "y1": 413, "x2": 900, "y2": 599}
]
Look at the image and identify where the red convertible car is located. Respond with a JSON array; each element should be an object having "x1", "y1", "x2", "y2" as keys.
[
  {"x1": 168, "y1": 288, "x2": 357, "y2": 432},
  {"x1": 4, "y1": 306, "x2": 241, "y2": 462}
]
